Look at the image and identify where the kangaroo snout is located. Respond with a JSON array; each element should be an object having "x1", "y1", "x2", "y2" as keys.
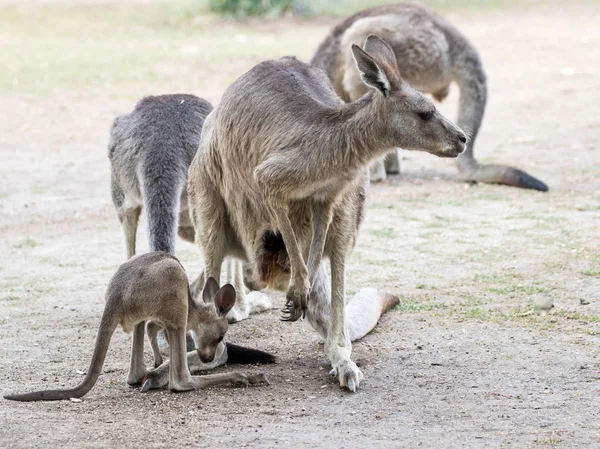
[{"x1": 440, "y1": 128, "x2": 468, "y2": 158}]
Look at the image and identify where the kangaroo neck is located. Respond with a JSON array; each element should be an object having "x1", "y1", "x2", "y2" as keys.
[{"x1": 317, "y1": 91, "x2": 393, "y2": 171}]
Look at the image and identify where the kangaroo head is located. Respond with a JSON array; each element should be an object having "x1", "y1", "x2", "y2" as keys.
[
  {"x1": 190, "y1": 277, "x2": 236, "y2": 363},
  {"x1": 351, "y1": 35, "x2": 467, "y2": 158}
]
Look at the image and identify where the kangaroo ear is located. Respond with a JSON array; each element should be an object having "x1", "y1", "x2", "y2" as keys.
[
  {"x1": 202, "y1": 277, "x2": 220, "y2": 304},
  {"x1": 351, "y1": 35, "x2": 401, "y2": 96},
  {"x1": 213, "y1": 284, "x2": 236, "y2": 317}
]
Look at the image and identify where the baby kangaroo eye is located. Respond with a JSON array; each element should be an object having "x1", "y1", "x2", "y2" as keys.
[{"x1": 418, "y1": 110, "x2": 434, "y2": 121}]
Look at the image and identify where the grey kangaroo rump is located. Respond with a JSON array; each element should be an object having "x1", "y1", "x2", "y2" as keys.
[
  {"x1": 109, "y1": 94, "x2": 213, "y2": 258},
  {"x1": 311, "y1": 2, "x2": 548, "y2": 191}
]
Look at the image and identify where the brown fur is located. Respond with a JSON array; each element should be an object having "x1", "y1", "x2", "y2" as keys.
[
  {"x1": 187, "y1": 36, "x2": 464, "y2": 391},
  {"x1": 3, "y1": 252, "x2": 268, "y2": 401}
]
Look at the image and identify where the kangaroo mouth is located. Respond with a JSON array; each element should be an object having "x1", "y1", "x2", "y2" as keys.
[{"x1": 256, "y1": 231, "x2": 290, "y2": 284}]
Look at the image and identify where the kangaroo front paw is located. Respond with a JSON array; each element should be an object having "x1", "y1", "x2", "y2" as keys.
[
  {"x1": 330, "y1": 360, "x2": 364, "y2": 392},
  {"x1": 230, "y1": 373, "x2": 250, "y2": 387},
  {"x1": 247, "y1": 373, "x2": 270, "y2": 386},
  {"x1": 281, "y1": 284, "x2": 309, "y2": 322}
]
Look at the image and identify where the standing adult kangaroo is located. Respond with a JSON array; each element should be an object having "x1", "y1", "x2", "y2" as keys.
[
  {"x1": 311, "y1": 3, "x2": 548, "y2": 191},
  {"x1": 187, "y1": 35, "x2": 466, "y2": 391}
]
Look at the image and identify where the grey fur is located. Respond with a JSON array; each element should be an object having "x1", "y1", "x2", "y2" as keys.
[
  {"x1": 3, "y1": 252, "x2": 268, "y2": 402},
  {"x1": 109, "y1": 94, "x2": 212, "y2": 258},
  {"x1": 187, "y1": 36, "x2": 464, "y2": 392},
  {"x1": 108, "y1": 94, "x2": 273, "y2": 325},
  {"x1": 311, "y1": 2, "x2": 548, "y2": 191}
]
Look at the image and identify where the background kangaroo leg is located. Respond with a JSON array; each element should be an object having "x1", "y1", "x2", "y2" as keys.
[
  {"x1": 306, "y1": 200, "x2": 333, "y2": 288},
  {"x1": 127, "y1": 321, "x2": 147, "y2": 386},
  {"x1": 118, "y1": 206, "x2": 141, "y2": 260}
]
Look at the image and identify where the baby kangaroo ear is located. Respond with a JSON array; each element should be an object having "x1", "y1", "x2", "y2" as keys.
[
  {"x1": 351, "y1": 34, "x2": 401, "y2": 96},
  {"x1": 213, "y1": 284, "x2": 236, "y2": 317},
  {"x1": 202, "y1": 277, "x2": 220, "y2": 304}
]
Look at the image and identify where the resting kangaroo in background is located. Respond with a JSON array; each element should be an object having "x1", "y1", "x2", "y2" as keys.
[
  {"x1": 108, "y1": 94, "x2": 271, "y2": 323},
  {"x1": 3, "y1": 252, "x2": 269, "y2": 402},
  {"x1": 187, "y1": 35, "x2": 465, "y2": 391},
  {"x1": 311, "y1": 3, "x2": 548, "y2": 190}
]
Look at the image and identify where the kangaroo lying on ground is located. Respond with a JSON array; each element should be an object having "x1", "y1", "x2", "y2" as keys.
[
  {"x1": 311, "y1": 3, "x2": 548, "y2": 190},
  {"x1": 4, "y1": 252, "x2": 269, "y2": 402},
  {"x1": 108, "y1": 94, "x2": 271, "y2": 323},
  {"x1": 186, "y1": 35, "x2": 465, "y2": 391}
]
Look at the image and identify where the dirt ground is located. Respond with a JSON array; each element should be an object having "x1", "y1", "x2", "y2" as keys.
[{"x1": 0, "y1": 1, "x2": 599, "y2": 448}]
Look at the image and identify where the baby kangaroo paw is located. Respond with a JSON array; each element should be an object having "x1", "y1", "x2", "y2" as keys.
[
  {"x1": 229, "y1": 372, "x2": 250, "y2": 387},
  {"x1": 247, "y1": 373, "x2": 270, "y2": 386},
  {"x1": 140, "y1": 366, "x2": 170, "y2": 392},
  {"x1": 281, "y1": 283, "x2": 309, "y2": 322},
  {"x1": 329, "y1": 360, "x2": 364, "y2": 393}
]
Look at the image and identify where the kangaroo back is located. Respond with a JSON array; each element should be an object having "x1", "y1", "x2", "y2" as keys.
[{"x1": 109, "y1": 95, "x2": 213, "y2": 255}]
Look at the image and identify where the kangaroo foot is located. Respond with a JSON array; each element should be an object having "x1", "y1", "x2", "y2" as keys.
[{"x1": 329, "y1": 359, "x2": 364, "y2": 392}]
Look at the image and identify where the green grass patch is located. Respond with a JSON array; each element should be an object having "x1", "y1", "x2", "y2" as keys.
[{"x1": 13, "y1": 237, "x2": 39, "y2": 249}]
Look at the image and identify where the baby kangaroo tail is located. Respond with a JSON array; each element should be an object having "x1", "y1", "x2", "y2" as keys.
[
  {"x1": 4, "y1": 314, "x2": 117, "y2": 402},
  {"x1": 224, "y1": 343, "x2": 277, "y2": 365},
  {"x1": 346, "y1": 288, "x2": 400, "y2": 342},
  {"x1": 144, "y1": 174, "x2": 185, "y2": 255},
  {"x1": 459, "y1": 162, "x2": 549, "y2": 192}
]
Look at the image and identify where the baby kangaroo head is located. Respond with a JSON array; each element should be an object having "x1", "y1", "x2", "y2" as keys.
[
  {"x1": 191, "y1": 277, "x2": 236, "y2": 363},
  {"x1": 351, "y1": 35, "x2": 467, "y2": 158}
]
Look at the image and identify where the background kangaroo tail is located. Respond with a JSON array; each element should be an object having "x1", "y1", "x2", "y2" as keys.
[
  {"x1": 346, "y1": 288, "x2": 400, "y2": 342},
  {"x1": 143, "y1": 170, "x2": 185, "y2": 254},
  {"x1": 454, "y1": 51, "x2": 548, "y2": 192},
  {"x1": 224, "y1": 343, "x2": 277, "y2": 364},
  {"x1": 458, "y1": 162, "x2": 549, "y2": 192},
  {"x1": 4, "y1": 314, "x2": 118, "y2": 402}
]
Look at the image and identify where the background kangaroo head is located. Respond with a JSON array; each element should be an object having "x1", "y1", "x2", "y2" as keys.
[
  {"x1": 351, "y1": 35, "x2": 467, "y2": 157},
  {"x1": 191, "y1": 277, "x2": 236, "y2": 363}
]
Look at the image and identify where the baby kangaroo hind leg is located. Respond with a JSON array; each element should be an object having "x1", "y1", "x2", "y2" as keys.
[
  {"x1": 166, "y1": 327, "x2": 195, "y2": 392},
  {"x1": 127, "y1": 321, "x2": 148, "y2": 385}
]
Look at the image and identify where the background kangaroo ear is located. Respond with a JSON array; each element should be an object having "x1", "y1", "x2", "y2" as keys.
[
  {"x1": 351, "y1": 35, "x2": 401, "y2": 96},
  {"x1": 202, "y1": 277, "x2": 220, "y2": 303},
  {"x1": 213, "y1": 284, "x2": 236, "y2": 317}
]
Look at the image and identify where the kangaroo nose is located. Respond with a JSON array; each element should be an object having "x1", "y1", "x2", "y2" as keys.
[{"x1": 458, "y1": 133, "x2": 467, "y2": 144}]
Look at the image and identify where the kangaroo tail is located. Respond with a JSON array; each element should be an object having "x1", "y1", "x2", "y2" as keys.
[
  {"x1": 224, "y1": 343, "x2": 277, "y2": 364},
  {"x1": 4, "y1": 314, "x2": 117, "y2": 402},
  {"x1": 143, "y1": 169, "x2": 186, "y2": 255},
  {"x1": 346, "y1": 288, "x2": 400, "y2": 342},
  {"x1": 459, "y1": 163, "x2": 548, "y2": 192}
]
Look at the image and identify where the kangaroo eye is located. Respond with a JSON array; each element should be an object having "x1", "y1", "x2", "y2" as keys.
[
  {"x1": 218, "y1": 336, "x2": 224, "y2": 343},
  {"x1": 418, "y1": 111, "x2": 434, "y2": 121}
]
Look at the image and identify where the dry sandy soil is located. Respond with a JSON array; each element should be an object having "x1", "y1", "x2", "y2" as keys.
[{"x1": 0, "y1": 1, "x2": 599, "y2": 448}]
